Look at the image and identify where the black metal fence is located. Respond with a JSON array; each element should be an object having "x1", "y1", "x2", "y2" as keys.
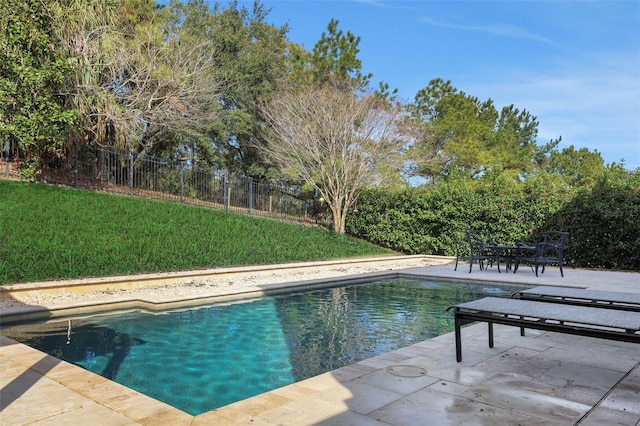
[{"x1": 2, "y1": 142, "x2": 312, "y2": 222}]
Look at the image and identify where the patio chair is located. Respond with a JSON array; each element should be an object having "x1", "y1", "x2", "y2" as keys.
[
  {"x1": 464, "y1": 230, "x2": 501, "y2": 273},
  {"x1": 515, "y1": 231, "x2": 569, "y2": 277}
]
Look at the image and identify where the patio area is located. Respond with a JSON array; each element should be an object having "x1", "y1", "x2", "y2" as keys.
[{"x1": 1, "y1": 260, "x2": 639, "y2": 425}]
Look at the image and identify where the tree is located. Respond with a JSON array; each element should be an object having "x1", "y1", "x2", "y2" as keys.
[
  {"x1": 206, "y1": 0, "x2": 291, "y2": 176},
  {"x1": 490, "y1": 104, "x2": 557, "y2": 177},
  {"x1": 406, "y1": 78, "x2": 558, "y2": 183},
  {"x1": 405, "y1": 79, "x2": 494, "y2": 182},
  {"x1": 289, "y1": 18, "x2": 373, "y2": 93},
  {"x1": 309, "y1": 19, "x2": 372, "y2": 90},
  {"x1": 545, "y1": 145, "x2": 605, "y2": 187},
  {"x1": 258, "y1": 83, "x2": 411, "y2": 233},
  {"x1": 57, "y1": 0, "x2": 224, "y2": 158},
  {"x1": 0, "y1": 0, "x2": 77, "y2": 180}
]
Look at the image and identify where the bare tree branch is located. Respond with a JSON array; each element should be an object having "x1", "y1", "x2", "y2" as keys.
[{"x1": 259, "y1": 84, "x2": 411, "y2": 233}]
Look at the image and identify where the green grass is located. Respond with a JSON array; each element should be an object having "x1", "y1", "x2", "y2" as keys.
[{"x1": 0, "y1": 180, "x2": 394, "y2": 284}]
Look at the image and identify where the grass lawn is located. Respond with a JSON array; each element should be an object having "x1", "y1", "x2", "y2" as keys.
[{"x1": 0, "y1": 180, "x2": 394, "y2": 284}]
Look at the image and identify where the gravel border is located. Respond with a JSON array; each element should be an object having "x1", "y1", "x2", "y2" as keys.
[{"x1": 1, "y1": 257, "x2": 447, "y2": 310}]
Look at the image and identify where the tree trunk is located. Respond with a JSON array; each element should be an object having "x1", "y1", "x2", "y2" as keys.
[{"x1": 330, "y1": 204, "x2": 346, "y2": 234}]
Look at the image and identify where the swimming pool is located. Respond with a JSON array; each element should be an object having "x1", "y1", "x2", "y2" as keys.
[{"x1": 1, "y1": 277, "x2": 527, "y2": 415}]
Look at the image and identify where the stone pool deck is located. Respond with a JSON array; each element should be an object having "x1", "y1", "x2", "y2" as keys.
[{"x1": 1, "y1": 260, "x2": 639, "y2": 425}]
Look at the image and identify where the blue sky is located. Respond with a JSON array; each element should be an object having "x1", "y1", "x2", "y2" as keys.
[{"x1": 236, "y1": 0, "x2": 640, "y2": 170}]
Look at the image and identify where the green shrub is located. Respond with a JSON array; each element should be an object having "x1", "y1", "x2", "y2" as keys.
[
  {"x1": 348, "y1": 168, "x2": 640, "y2": 270},
  {"x1": 543, "y1": 167, "x2": 640, "y2": 269}
]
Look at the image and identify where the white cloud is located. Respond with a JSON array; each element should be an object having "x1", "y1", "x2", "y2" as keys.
[
  {"x1": 462, "y1": 53, "x2": 640, "y2": 168},
  {"x1": 419, "y1": 16, "x2": 555, "y2": 44}
]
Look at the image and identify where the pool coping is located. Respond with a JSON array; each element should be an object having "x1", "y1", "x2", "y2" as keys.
[
  {"x1": 0, "y1": 255, "x2": 450, "y2": 323},
  {"x1": 0, "y1": 255, "x2": 444, "y2": 295},
  {"x1": 0, "y1": 269, "x2": 514, "y2": 325}
]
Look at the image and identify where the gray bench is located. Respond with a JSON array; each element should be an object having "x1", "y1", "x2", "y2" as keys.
[
  {"x1": 512, "y1": 286, "x2": 640, "y2": 311},
  {"x1": 447, "y1": 297, "x2": 640, "y2": 362}
]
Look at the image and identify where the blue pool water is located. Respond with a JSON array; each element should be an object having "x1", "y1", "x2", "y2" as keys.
[{"x1": 1, "y1": 278, "x2": 526, "y2": 415}]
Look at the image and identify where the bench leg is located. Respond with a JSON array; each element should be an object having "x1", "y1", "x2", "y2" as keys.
[
  {"x1": 488, "y1": 322, "x2": 494, "y2": 348},
  {"x1": 455, "y1": 315, "x2": 462, "y2": 362}
]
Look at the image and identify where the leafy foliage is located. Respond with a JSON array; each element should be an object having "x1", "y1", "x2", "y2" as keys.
[
  {"x1": 205, "y1": 0, "x2": 291, "y2": 176},
  {"x1": 309, "y1": 19, "x2": 373, "y2": 90},
  {"x1": 0, "y1": 0, "x2": 77, "y2": 180},
  {"x1": 347, "y1": 167, "x2": 640, "y2": 270},
  {"x1": 545, "y1": 145, "x2": 606, "y2": 187},
  {"x1": 405, "y1": 78, "x2": 561, "y2": 183},
  {"x1": 57, "y1": 0, "x2": 223, "y2": 158},
  {"x1": 543, "y1": 166, "x2": 640, "y2": 270}
]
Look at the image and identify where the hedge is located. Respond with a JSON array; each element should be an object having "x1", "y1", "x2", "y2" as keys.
[{"x1": 346, "y1": 169, "x2": 640, "y2": 271}]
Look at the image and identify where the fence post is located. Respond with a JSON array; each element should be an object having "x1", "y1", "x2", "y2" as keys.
[
  {"x1": 129, "y1": 151, "x2": 134, "y2": 195},
  {"x1": 98, "y1": 147, "x2": 104, "y2": 186},
  {"x1": 223, "y1": 172, "x2": 229, "y2": 212},
  {"x1": 74, "y1": 143, "x2": 78, "y2": 188},
  {"x1": 180, "y1": 160, "x2": 184, "y2": 203},
  {"x1": 4, "y1": 140, "x2": 9, "y2": 177},
  {"x1": 248, "y1": 178, "x2": 253, "y2": 215}
]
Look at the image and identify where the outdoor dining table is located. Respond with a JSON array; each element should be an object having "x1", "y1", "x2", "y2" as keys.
[{"x1": 489, "y1": 244, "x2": 535, "y2": 272}]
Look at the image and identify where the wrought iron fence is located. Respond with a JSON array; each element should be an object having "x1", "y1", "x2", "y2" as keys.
[{"x1": 2, "y1": 142, "x2": 313, "y2": 222}]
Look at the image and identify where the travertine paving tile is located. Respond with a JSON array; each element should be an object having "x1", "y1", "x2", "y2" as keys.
[
  {"x1": 30, "y1": 403, "x2": 141, "y2": 426},
  {"x1": 62, "y1": 370, "x2": 120, "y2": 394},
  {"x1": 540, "y1": 346, "x2": 640, "y2": 373},
  {"x1": 455, "y1": 410, "x2": 551, "y2": 426},
  {"x1": 257, "y1": 396, "x2": 348, "y2": 425},
  {"x1": 1, "y1": 375, "x2": 87, "y2": 425},
  {"x1": 411, "y1": 336, "x2": 450, "y2": 350},
  {"x1": 329, "y1": 363, "x2": 377, "y2": 382},
  {"x1": 312, "y1": 409, "x2": 391, "y2": 426},
  {"x1": 190, "y1": 413, "x2": 236, "y2": 425},
  {"x1": 542, "y1": 361, "x2": 626, "y2": 389},
  {"x1": 474, "y1": 347, "x2": 563, "y2": 381},
  {"x1": 232, "y1": 391, "x2": 293, "y2": 417},
  {"x1": 241, "y1": 403, "x2": 308, "y2": 425},
  {"x1": 424, "y1": 379, "x2": 471, "y2": 396},
  {"x1": 599, "y1": 376, "x2": 640, "y2": 415},
  {"x1": 370, "y1": 386, "x2": 546, "y2": 426},
  {"x1": 486, "y1": 372, "x2": 564, "y2": 396},
  {"x1": 315, "y1": 381, "x2": 404, "y2": 415},
  {"x1": 137, "y1": 407, "x2": 193, "y2": 425},
  {"x1": 579, "y1": 406, "x2": 640, "y2": 426},
  {"x1": 0, "y1": 356, "x2": 25, "y2": 384},
  {"x1": 40, "y1": 358, "x2": 90, "y2": 383},
  {"x1": 357, "y1": 352, "x2": 412, "y2": 370},
  {"x1": 554, "y1": 381, "x2": 613, "y2": 406},
  {"x1": 2, "y1": 265, "x2": 639, "y2": 425},
  {"x1": 353, "y1": 366, "x2": 439, "y2": 395},
  {"x1": 391, "y1": 353, "x2": 442, "y2": 370},
  {"x1": 423, "y1": 364, "x2": 494, "y2": 386},
  {"x1": 461, "y1": 381, "x2": 591, "y2": 423},
  {"x1": 269, "y1": 382, "x2": 320, "y2": 401},
  {"x1": 284, "y1": 394, "x2": 348, "y2": 415},
  {"x1": 101, "y1": 391, "x2": 182, "y2": 422},
  {"x1": 294, "y1": 371, "x2": 344, "y2": 392}
]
